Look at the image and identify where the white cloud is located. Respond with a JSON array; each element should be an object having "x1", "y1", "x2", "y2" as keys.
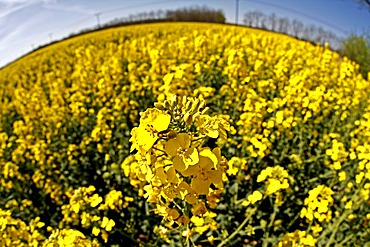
[
  {"x1": 42, "y1": 2, "x2": 95, "y2": 15},
  {"x1": 0, "y1": 0, "x2": 55, "y2": 5},
  {"x1": 0, "y1": 2, "x2": 29, "y2": 19},
  {"x1": 0, "y1": 10, "x2": 50, "y2": 50},
  {"x1": 0, "y1": 0, "x2": 54, "y2": 20}
]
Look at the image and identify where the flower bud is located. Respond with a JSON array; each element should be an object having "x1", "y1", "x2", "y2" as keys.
[
  {"x1": 183, "y1": 112, "x2": 192, "y2": 126},
  {"x1": 154, "y1": 102, "x2": 164, "y2": 110},
  {"x1": 201, "y1": 107, "x2": 209, "y2": 115},
  {"x1": 164, "y1": 100, "x2": 171, "y2": 110},
  {"x1": 167, "y1": 130, "x2": 177, "y2": 139},
  {"x1": 185, "y1": 101, "x2": 192, "y2": 111},
  {"x1": 198, "y1": 100, "x2": 206, "y2": 111},
  {"x1": 190, "y1": 99, "x2": 200, "y2": 113},
  {"x1": 170, "y1": 95, "x2": 178, "y2": 107}
]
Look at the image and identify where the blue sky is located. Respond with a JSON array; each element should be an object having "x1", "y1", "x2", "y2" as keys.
[{"x1": 0, "y1": 0, "x2": 369, "y2": 68}]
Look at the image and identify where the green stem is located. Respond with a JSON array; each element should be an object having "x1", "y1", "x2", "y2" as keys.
[
  {"x1": 152, "y1": 146, "x2": 166, "y2": 154},
  {"x1": 217, "y1": 207, "x2": 257, "y2": 247},
  {"x1": 262, "y1": 204, "x2": 278, "y2": 247},
  {"x1": 324, "y1": 211, "x2": 349, "y2": 247},
  {"x1": 234, "y1": 182, "x2": 239, "y2": 204},
  {"x1": 306, "y1": 220, "x2": 313, "y2": 235},
  {"x1": 337, "y1": 234, "x2": 353, "y2": 247}
]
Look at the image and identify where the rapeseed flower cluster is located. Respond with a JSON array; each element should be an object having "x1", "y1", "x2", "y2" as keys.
[
  {"x1": 276, "y1": 230, "x2": 316, "y2": 247},
  {"x1": 300, "y1": 185, "x2": 334, "y2": 222},
  {"x1": 127, "y1": 95, "x2": 229, "y2": 235},
  {"x1": 257, "y1": 165, "x2": 290, "y2": 196}
]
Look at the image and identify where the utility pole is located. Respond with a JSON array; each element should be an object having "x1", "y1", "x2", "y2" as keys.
[
  {"x1": 94, "y1": 12, "x2": 101, "y2": 28},
  {"x1": 235, "y1": 0, "x2": 239, "y2": 25},
  {"x1": 48, "y1": 33, "x2": 53, "y2": 42}
]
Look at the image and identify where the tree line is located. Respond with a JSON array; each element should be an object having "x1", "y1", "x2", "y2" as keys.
[
  {"x1": 243, "y1": 10, "x2": 342, "y2": 50},
  {"x1": 66, "y1": 6, "x2": 225, "y2": 39},
  {"x1": 32, "y1": 5, "x2": 370, "y2": 79},
  {"x1": 243, "y1": 10, "x2": 369, "y2": 79},
  {"x1": 101, "y1": 6, "x2": 225, "y2": 29}
]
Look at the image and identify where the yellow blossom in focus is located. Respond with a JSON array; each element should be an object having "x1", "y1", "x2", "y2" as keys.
[
  {"x1": 165, "y1": 133, "x2": 199, "y2": 171},
  {"x1": 130, "y1": 109, "x2": 171, "y2": 152}
]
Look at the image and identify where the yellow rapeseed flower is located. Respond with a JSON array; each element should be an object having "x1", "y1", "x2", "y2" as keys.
[{"x1": 165, "y1": 133, "x2": 199, "y2": 171}]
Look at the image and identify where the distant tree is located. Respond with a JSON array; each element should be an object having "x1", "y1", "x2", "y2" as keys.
[
  {"x1": 165, "y1": 6, "x2": 225, "y2": 23},
  {"x1": 149, "y1": 11, "x2": 155, "y2": 19},
  {"x1": 242, "y1": 10, "x2": 342, "y2": 50},
  {"x1": 291, "y1": 19, "x2": 304, "y2": 38},
  {"x1": 341, "y1": 34, "x2": 370, "y2": 79},
  {"x1": 243, "y1": 12, "x2": 254, "y2": 26},
  {"x1": 268, "y1": 13, "x2": 277, "y2": 30},
  {"x1": 277, "y1": 17, "x2": 289, "y2": 34},
  {"x1": 156, "y1": 9, "x2": 164, "y2": 19}
]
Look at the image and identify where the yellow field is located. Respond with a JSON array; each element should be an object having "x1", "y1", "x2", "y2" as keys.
[{"x1": 0, "y1": 22, "x2": 369, "y2": 246}]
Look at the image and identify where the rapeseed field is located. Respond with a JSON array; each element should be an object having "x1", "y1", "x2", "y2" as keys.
[{"x1": 0, "y1": 22, "x2": 369, "y2": 246}]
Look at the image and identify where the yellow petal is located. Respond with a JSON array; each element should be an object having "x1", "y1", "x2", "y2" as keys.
[
  {"x1": 153, "y1": 113, "x2": 171, "y2": 132},
  {"x1": 190, "y1": 216, "x2": 204, "y2": 226},
  {"x1": 206, "y1": 129, "x2": 219, "y2": 138},
  {"x1": 165, "y1": 139, "x2": 180, "y2": 156},
  {"x1": 199, "y1": 149, "x2": 218, "y2": 168},
  {"x1": 90, "y1": 195, "x2": 103, "y2": 208},
  {"x1": 156, "y1": 167, "x2": 167, "y2": 184},
  {"x1": 163, "y1": 73, "x2": 174, "y2": 85},
  {"x1": 71, "y1": 203, "x2": 80, "y2": 214},
  {"x1": 181, "y1": 164, "x2": 200, "y2": 177},
  {"x1": 101, "y1": 216, "x2": 109, "y2": 228},
  {"x1": 192, "y1": 176, "x2": 210, "y2": 195},
  {"x1": 177, "y1": 133, "x2": 190, "y2": 148},
  {"x1": 183, "y1": 147, "x2": 199, "y2": 168},
  {"x1": 209, "y1": 170, "x2": 222, "y2": 184},
  {"x1": 136, "y1": 126, "x2": 157, "y2": 151},
  {"x1": 105, "y1": 219, "x2": 115, "y2": 231},
  {"x1": 173, "y1": 156, "x2": 186, "y2": 171},
  {"x1": 185, "y1": 193, "x2": 198, "y2": 204},
  {"x1": 167, "y1": 208, "x2": 180, "y2": 220},
  {"x1": 191, "y1": 202, "x2": 207, "y2": 216},
  {"x1": 177, "y1": 181, "x2": 191, "y2": 195},
  {"x1": 92, "y1": 227, "x2": 100, "y2": 236},
  {"x1": 197, "y1": 156, "x2": 213, "y2": 170},
  {"x1": 166, "y1": 167, "x2": 177, "y2": 183}
]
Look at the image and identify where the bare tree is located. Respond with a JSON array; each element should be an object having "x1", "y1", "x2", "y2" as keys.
[
  {"x1": 242, "y1": 10, "x2": 342, "y2": 49},
  {"x1": 292, "y1": 20, "x2": 304, "y2": 38},
  {"x1": 268, "y1": 13, "x2": 276, "y2": 30},
  {"x1": 149, "y1": 11, "x2": 155, "y2": 20},
  {"x1": 156, "y1": 9, "x2": 164, "y2": 19}
]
